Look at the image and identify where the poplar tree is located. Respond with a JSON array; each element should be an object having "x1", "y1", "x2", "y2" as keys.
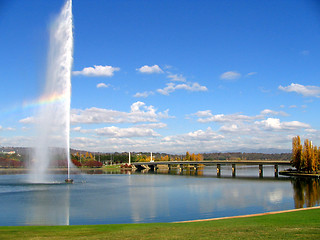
[
  {"x1": 317, "y1": 147, "x2": 320, "y2": 171},
  {"x1": 186, "y1": 152, "x2": 191, "y2": 161},
  {"x1": 302, "y1": 139, "x2": 313, "y2": 172},
  {"x1": 292, "y1": 136, "x2": 302, "y2": 171}
]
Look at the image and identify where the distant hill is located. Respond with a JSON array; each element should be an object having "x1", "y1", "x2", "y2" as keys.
[{"x1": 229, "y1": 148, "x2": 291, "y2": 154}]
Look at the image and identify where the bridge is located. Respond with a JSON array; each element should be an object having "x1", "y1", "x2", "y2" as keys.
[{"x1": 132, "y1": 160, "x2": 291, "y2": 177}]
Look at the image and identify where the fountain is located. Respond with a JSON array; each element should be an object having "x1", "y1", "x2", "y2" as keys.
[{"x1": 28, "y1": 0, "x2": 73, "y2": 183}]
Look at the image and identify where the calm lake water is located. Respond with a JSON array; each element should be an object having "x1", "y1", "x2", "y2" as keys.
[{"x1": 0, "y1": 165, "x2": 319, "y2": 226}]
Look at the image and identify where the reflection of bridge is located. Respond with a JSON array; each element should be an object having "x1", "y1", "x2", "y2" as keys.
[{"x1": 132, "y1": 160, "x2": 291, "y2": 177}]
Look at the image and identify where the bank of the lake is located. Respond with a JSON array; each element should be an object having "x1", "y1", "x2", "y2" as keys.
[
  {"x1": 280, "y1": 170, "x2": 320, "y2": 178},
  {"x1": 0, "y1": 207, "x2": 319, "y2": 240}
]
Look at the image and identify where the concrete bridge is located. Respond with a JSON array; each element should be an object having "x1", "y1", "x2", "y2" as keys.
[{"x1": 132, "y1": 160, "x2": 291, "y2": 177}]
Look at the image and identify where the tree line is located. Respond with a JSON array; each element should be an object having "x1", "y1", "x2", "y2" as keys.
[
  {"x1": 292, "y1": 136, "x2": 320, "y2": 173},
  {"x1": 137, "y1": 152, "x2": 203, "y2": 162}
]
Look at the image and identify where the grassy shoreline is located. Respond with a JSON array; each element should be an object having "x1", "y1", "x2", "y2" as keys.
[{"x1": 0, "y1": 207, "x2": 319, "y2": 239}]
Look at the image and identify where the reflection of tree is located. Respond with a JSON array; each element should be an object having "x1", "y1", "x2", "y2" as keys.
[{"x1": 291, "y1": 178, "x2": 320, "y2": 208}]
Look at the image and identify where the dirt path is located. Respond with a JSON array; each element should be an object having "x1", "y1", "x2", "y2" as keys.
[{"x1": 176, "y1": 205, "x2": 320, "y2": 223}]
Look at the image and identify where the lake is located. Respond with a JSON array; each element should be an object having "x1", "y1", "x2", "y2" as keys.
[{"x1": 0, "y1": 165, "x2": 319, "y2": 226}]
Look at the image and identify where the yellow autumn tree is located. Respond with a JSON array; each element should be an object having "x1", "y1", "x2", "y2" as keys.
[
  {"x1": 302, "y1": 139, "x2": 316, "y2": 173},
  {"x1": 195, "y1": 153, "x2": 203, "y2": 161},
  {"x1": 292, "y1": 136, "x2": 302, "y2": 171},
  {"x1": 185, "y1": 152, "x2": 191, "y2": 161},
  {"x1": 317, "y1": 147, "x2": 320, "y2": 170},
  {"x1": 161, "y1": 155, "x2": 169, "y2": 161}
]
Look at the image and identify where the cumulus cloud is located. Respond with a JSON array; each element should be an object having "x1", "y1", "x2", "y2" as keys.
[
  {"x1": 260, "y1": 109, "x2": 288, "y2": 117},
  {"x1": 157, "y1": 82, "x2": 208, "y2": 95},
  {"x1": 96, "y1": 83, "x2": 110, "y2": 88},
  {"x1": 0, "y1": 136, "x2": 34, "y2": 148},
  {"x1": 191, "y1": 108, "x2": 290, "y2": 124},
  {"x1": 73, "y1": 65, "x2": 120, "y2": 77},
  {"x1": 197, "y1": 113, "x2": 255, "y2": 123},
  {"x1": 192, "y1": 110, "x2": 213, "y2": 118},
  {"x1": 71, "y1": 101, "x2": 171, "y2": 124},
  {"x1": 135, "y1": 123, "x2": 167, "y2": 129},
  {"x1": 257, "y1": 118, "x2": 310, "y2": 131},
  {"x1": 167, "y1": 74, "x2": 186, "y2": 82},
  {"x1": 220, "y1": 71, "x2": 241, "y2": 80},
  {"x1": 95, "y1": 126, "x2": 160, "y2": 138},
  {"x1": 134, "y1": 91, "x2": 154, "y2": 98},
  {"x1": 19, "y1": 116, "x2": 35, "y2": 124},
  {"x1": 278, "y1": 83, "x2": 320, "y2": 97},
  {"x1": 136, "y1": 65, "x2": 163, "y2": 74}
]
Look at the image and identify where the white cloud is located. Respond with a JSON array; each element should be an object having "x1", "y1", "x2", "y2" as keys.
[
  {"x1": 167, "y1": 74, "x2": 186, "y2": 82},
  {"x1": 19, "y1": 116, "x2": 35, "y2": 124},
  {"x1": 0, "y1": 136, "x2": 34, "y2": 148},
  {"x1": 186, "y1": 127, "x2": 223, "y2": 141},
  {"x1": 71, "y1": 101, "x2": 171, "y2": 124},
  {"x1": 256, "y1": 118, "x2": 310, "y2": 131},
  {"x1": 96, "y1": 83, "x2": 110, "y2": 88},
  {"x1": 219, "y1": 124, "x2": 239, "y2": 132},
  {"x1": 134, "y1": 91, "x2": 154, "y2": 98},
  {"x1": 73, "y1": 65, "x2": 120, "y2": 77},
  {"x1": 157, "y1": 82, "x2": 208, "y2": 95},
  {"x1": 278, "y1": 83, "x2": 320, "y2": 97},
  {"x1": 220, "y1": 71, "x2": 241, "y2": 80},
  {"x1": 197, "y1": 113, "x2": 255, "y2": 123},
  {"x1": 136, "y1": 65, "x2": 163, "y2": 74},
  {"x1": 72, "y1": 126, "x2": 82, "y2": 132},
  {"x1": 260, "y1": 109, "x2": 288, "y2": 117},
  {"x1": 95, "y1": 126, "x2": 160, "y2": 138},
  {"x1": 192, "y1": 110, "x2": 213, "y2": 118},
  {"x1": 135, "y1": 123, "x2": 167, "y2": 129},
  {"x1": 301, "y1": 50, "x2": 309, "y2": 56},
  {"x1": 246, "y1": 72, "x2": 257, "y2": 76}
]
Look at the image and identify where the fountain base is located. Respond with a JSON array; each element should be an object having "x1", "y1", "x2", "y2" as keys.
[{"x1": 65, "y1": 178, "x2": 74, "y2": 184}]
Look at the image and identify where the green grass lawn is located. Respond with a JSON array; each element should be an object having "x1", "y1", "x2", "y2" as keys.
[{"x1": 0, "y1": 208, "x2": 319, "y2": 239}]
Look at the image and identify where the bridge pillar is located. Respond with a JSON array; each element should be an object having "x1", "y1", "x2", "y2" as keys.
[
  {"x1": 259, "y1": 164, "x2": 263, "y2": 178},
  {"x1": 217, "y1": 164, "x2": 221, "y2": 177},
  {"x1": 149, "y1": 164, "x2": 157, "y2": 171},
  {"x1": 232, "y1": 164, "x2": 236, "y2": 177},
  {"x1": 135, "y1": 165, "x2": 144, "y2": 171},
  {"x1": 176, "y1": 164, "x2": 181, "y2": 170},
  {"x1": 274, "y1": 164, "x2": 279, "y2": 177}
]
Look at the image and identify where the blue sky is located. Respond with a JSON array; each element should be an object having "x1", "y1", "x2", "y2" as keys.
[{"x1": 1, "y1": 0, "x2": 320, "y2": 153}]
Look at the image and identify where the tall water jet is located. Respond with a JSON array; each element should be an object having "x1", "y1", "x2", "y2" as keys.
[{"x1": 29, "y1": 0, "x2": 73, "y2": 183}]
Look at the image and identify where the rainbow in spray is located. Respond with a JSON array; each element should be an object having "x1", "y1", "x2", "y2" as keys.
[{"x1": 23, "y1": 92, "x2": 68, "y2": 109}]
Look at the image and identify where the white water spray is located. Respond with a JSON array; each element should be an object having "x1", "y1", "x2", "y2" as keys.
[{"x1": 29, "y1": 0, "x2": 73, "y2": 183}]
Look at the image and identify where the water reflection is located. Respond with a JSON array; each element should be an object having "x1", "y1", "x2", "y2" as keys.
[
  {"x1": 1, "y1": 169, "x2": 320, "y2": 226},
  {"x1": 292, "y1": 178, "x2": 320, "y2": 208},
  {"x1": 24, "y1": 184, "x2": 70, "y2": 225}
]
